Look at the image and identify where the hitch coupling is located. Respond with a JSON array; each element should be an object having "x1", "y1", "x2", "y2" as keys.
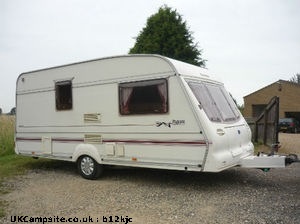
[{"x1": 285, "y1": 154, "x2": 300, "y2": 165}]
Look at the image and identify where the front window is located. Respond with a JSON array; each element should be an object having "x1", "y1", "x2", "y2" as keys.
[
  {"x1": 188, "y1": 81, "x2": 240, "y2": 122},
  {"x1": 119, "y1": 79, "x2": 168, "y2": 115}
]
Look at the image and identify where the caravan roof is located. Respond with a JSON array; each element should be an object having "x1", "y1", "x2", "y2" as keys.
[{"x1": 18, "y1": 54, "x2": 213, "y2": 80}]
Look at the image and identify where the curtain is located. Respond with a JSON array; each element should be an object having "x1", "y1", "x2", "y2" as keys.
[
  {"x1": 120, "y1": 79, "x2": 168, "y2": 114},
  {"x1": 157, "y1": 83, "x2": 168, "y2": 112},
  {"x1": 121, "y1": 87, "x2": 133, "y2": 114}
]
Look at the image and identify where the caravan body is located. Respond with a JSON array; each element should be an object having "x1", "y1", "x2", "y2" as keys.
[{"x1": 15, "y1": 55, "x2": 254, "y2": 178}]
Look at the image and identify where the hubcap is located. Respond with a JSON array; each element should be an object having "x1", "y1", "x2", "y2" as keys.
[{"x1": 80, "y1": 157, "x2": 94, "y2": 176}]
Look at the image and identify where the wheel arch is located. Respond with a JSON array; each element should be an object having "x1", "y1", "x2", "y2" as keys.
[{"x1": 72, "y1": 144, "x2": 102, "y2": 164}]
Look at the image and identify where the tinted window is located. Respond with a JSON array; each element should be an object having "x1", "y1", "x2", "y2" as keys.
[
  {"x1": 119, "y1": 79, "x2": 168, "y2": 115},
  {"x1": 55, "y1": 80, "x2": 72, "y2": 110}
]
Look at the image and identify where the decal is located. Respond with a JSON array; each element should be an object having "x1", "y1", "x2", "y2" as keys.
[
  {"x1": 172, "y1": 119, "x2": 185, "y2": 125},
  {"x1": 156, "y1": 119, "x2": 186, "y2": 128}
]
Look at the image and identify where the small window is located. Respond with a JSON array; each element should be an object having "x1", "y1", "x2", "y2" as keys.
[
  {"x1": 55, "y1": 80, "x2": 72, "y2": 110},
  {"x1": 119, "y1": 79, "x2": 168, "y2": 115}
]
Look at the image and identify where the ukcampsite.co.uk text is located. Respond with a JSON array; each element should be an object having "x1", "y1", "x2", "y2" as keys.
[{"x1": 11, "y1": 215, "x2": 133, "y2": 224}]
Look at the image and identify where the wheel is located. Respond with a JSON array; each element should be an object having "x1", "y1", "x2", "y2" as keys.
[{"x1": 77, "y1": 155, "x2": 103, "y2": 180}]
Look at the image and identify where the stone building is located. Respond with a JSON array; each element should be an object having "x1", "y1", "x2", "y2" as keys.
[{"x1": 243, "y1": 80, "x2": 300, "y2": 120}]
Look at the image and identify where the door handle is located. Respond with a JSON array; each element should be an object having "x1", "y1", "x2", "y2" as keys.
[{"x1": 216, "y1": 129, "x2": 225, "y2": 136}]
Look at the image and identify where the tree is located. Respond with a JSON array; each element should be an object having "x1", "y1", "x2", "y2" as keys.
[
  {"x1": 289, "y1": 74, "x2": 300, "y2": 84},
  {"x1": 0, "y1": 108, "x2": 2, "y2": 115},
  {"x1": 129, "y1": 5, "x2": 206, "y2": 67}
]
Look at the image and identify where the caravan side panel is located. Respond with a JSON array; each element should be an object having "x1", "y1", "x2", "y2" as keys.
[{"x1": 15, "y1": 55, "x2": 208, "y2": 171}]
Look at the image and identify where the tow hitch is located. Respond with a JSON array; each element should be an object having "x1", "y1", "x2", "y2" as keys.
[
  {"x1": 239, "y1": 143, "x2": 299, "y2": 171},
  {"x1": 285, "y1": 154, "x2": 300, "y2": 165}
]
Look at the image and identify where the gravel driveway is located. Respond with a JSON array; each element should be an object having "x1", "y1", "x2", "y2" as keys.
[
  {"x1": 1, "y1": 161, "x2": 299, "y2": 224},
  {"x1": 1, "y1": 133, "x2": 299, "y2": 224}
]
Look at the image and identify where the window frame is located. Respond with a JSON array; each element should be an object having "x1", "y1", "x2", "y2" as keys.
[
  {"x1": 119, "y1": 78, "x2": 169, "y2": 115},
  {"x1": 55, "y1": 80, "x2": 73, "y2": 111}
]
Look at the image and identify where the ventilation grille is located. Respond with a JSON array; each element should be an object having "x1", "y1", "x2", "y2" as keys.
[
  {"x1": 84, "y1": 134, "x2": 102, "y2": 144},
  {"x1": 84, "y1": 113, "x2": 101, "y2": 122}
]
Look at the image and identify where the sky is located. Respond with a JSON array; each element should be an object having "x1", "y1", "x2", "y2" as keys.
[{"x1": 1, "y1": 0, "x2": 300, "y2": 113}]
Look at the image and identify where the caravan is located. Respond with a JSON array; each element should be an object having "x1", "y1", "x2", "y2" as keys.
[{"x1": 15, "y1": 55, "x2": 291, "y2": 179}]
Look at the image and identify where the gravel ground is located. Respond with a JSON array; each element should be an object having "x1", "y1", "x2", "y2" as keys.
[
  {"x1": 1, "y1": 133, "x2": 299, "y2": 224},
  {"x1": 279, "y1": 133, "x2": 300, "y2": 154},
  {"x1": 1, "y1": 161, "x2": 299, "y2": 224}
]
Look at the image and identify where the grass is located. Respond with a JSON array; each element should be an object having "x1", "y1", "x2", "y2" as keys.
[
  {"x1": 0, "y1": 115, "x2": 15, "y2": 157},
  {"x1": 0, "y1": 115, "x2": 57, "y2": 217},
  {"x1": 0, "y1": 115, "x2": 15, "y2": 217}
]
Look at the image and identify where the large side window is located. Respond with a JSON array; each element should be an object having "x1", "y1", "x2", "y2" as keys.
[
  {"x1": 55, "y1": 80, "x2": 73, "y2": 110},
  {"x1": 205, "y1": 84, "x2": 237, "y2": 121},
  {"x1": 188, "y1": 82, "x2": 221, "y2": 122},
  {"x1": 119, "y1": 79, "x2": 168, "y2": 115},
  {"x1": 188, "y1": 81, "x2": 239, "y2": 122}
]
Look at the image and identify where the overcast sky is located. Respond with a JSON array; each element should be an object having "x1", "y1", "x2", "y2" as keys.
[{"x1": 1, "y1": 0, "x2": 300, "y2": 113}]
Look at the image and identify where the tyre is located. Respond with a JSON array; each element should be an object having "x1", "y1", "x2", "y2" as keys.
[{"x1": 77, "y1": 155, "x2": 103, "y2": 180}]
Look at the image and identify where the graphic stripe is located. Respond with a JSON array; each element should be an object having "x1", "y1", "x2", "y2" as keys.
[{"x1": 16, "y1": 137, "x2": 209, "y2": 146}]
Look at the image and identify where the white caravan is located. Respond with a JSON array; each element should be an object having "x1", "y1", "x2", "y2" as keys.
[{"x1": 15, "y1": 55, "x2": 292, "y2": 179}]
